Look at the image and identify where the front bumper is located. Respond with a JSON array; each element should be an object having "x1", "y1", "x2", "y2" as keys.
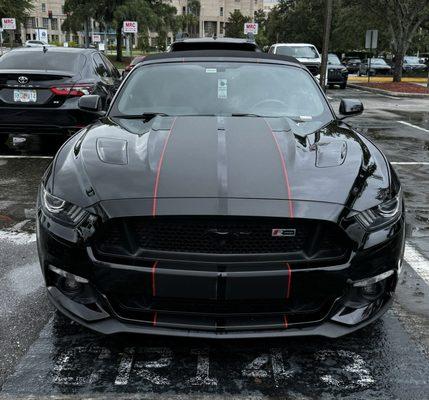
[{"x1": 37, "y1": 211, "x2": 404, "y2": 339}]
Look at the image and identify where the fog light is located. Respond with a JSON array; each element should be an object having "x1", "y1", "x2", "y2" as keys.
[
  {"x1": 62, "y1": 277, "x2": 83, "y2": 294},
  {"x1": 360, "y1": 282, "x2": 384, "y2": 300}
]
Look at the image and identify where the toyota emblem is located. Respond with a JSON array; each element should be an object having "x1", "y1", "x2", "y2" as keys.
[{"x1": 18, "y1": 76, "x2": 29, "y2": 84}]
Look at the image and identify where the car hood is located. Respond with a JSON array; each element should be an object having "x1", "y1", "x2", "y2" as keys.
[{"x1": 50, "y1": 116, "x2": 391, "y2": 216}]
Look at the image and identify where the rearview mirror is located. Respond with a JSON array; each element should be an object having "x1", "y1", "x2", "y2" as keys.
[
  {"x1": 78, "y1": 95, "x2": 103, "y2": 113},
  {"x1": 339, "y1": 99, "x2": 364, "y2": 119}
]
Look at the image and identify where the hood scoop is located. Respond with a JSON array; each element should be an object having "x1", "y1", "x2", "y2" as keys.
[
  {"x1": 315, "y1": 140, "x2": 347, "y2": 167},
  {"x1": 96, "y1": 138, "x2": 128, "y2": 165}
]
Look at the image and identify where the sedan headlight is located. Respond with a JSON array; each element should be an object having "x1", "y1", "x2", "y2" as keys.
[
  {"x1": 355, "y1": 191, "x2": 402, "y2": 231},
  {"x1": 41, "y1": 186, "x2": 90, "y2": 226},
  {"x1": 341, "y1": 67, "x2": 348, "y2": 73}
]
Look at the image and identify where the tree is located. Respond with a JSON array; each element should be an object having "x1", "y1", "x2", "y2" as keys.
[
  {"x1": 361, "y1": 0, "x2": 429, "y2": 82},
  {"x1": 225, "y1": 10, "x2": 250, "y2": 38},
  {"x1": 0, "y1": 0, "x2": 33, "y2": 44},
  {"x1": 63, "y1": 0, "x2": 177, "y2": 61}
]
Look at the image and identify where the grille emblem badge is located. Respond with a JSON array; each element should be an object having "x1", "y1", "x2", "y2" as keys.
[
  {"x1": 272, "y1": 228, "x2": 296, "y2": 237},
  {"x1": 18, "y1": 76, "x2": 29, "y2": 84}
]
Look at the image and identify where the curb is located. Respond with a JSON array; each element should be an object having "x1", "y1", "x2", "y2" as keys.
[{"x1": 348, "y1": 83, "x2": 429, "y2": 98}]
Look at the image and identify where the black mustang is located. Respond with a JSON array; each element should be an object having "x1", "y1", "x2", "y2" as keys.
[{"x1": 37, "y1": 51, "x2": 404, "y2": 338}]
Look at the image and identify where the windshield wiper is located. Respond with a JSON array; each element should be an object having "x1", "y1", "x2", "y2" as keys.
[
  {"x1": 113, "y1": 112, "x2": 170, "y2": 120},
  {"x1": 231, "y1": 113, "x2": 263, "y2": 117}
]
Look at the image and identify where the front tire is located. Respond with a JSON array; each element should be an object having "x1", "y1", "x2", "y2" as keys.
[{"x1": 340, "y1": 82, "x2": 347, "y2": 89}]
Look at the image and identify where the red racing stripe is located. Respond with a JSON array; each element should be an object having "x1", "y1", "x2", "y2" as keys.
[
  {"x1": 286, "y1": 262, "x2": 292, "y2": 299},
  {"x1": 152, "y1": 117, "x2": 177, "y2": 216},
  {"x1": 151, "y1": 260, "x2": 159, "y2": 297},
  {"x1": 283, "y1": 315, "x2": 288, "y2": 328},
  {"x1": 263, "y1": 119, "x2": 294, "y2": 218}
]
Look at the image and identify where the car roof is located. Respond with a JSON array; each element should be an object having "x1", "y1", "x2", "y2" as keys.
[
  {"x1": 274, "y1": 43, "x2": 316, "y2": 47},
  {"x1": 170, "y1": 37, "x2": 260, "y2": 52},
  {"x1": 9, "y1": 47, "x2": 96, "y2": 54},
  {"x1": 143, "y1": 50, "x2": 300, "y2": 66}
]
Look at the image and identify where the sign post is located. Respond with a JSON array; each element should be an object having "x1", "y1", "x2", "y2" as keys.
[
  {"x1": 365, "y1": 30, "x2": 378, "y2": 83},
  {"x1": 0, "y1": 28, "x2": 3, "y2": 56},
  {"x1": 244, "y1": 22, "x2": 258, "y2": 35},
  {"x1": 1, "y1": 18, "x2": 16, "y2": 49},
  {"x1": 123, "y1": 21, "x2": 138, "y2": 56},
  {"x1": 36, "y1": 28, "x2": 48, "y2": 43}
]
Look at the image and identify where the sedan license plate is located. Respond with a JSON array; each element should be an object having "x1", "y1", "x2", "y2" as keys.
[{"x1": 13, "y1": 89, "x2": 37, "y2": 103}]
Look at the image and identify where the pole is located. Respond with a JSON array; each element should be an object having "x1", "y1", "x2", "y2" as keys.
[
  {"x1": 319, "y1": 0, "x2": 333, "y2": 90},
  {"x1": 0, "y1": 30, "x2": 3, "y2": 56},
  {"x1": 368, "y1": 31, "x2": 373, "y2": 83}
]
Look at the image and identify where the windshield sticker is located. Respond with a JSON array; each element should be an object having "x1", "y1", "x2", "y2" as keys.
[
  {"x1": 206, "y1": 68, "x2": 217, "y2": 74},
  {"x1": 218, "y1": 79, "x2": 227, "y2": 99}
]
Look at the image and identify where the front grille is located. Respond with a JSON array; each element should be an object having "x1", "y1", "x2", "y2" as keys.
[
  {"x1": 94, "y1": 216, "x2": 350, "y2": 262},
  {"x1": 306, "y1": 65, "x2": 320, "y2": 76}
]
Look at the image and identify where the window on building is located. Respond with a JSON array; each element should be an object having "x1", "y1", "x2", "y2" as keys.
[
  {"x1": 220, "y1": 22, "x2": 224, "y2": 34},
  {"x1": 42, "y1": 3, "x2": 46, "y2": 12},
  {"x1": 43, "y1": 18, "x2": 49, "y2": 29},
  {"x1": 220, "y1": 7, "x2": 224, "y2": 16},
  {"x1": 182, "y1": 6, "x2": 186, "y2": 14},
  {"x1": 51, "y1": 18, "x2": 58, "y2": 30},
  {"x1": 26, "y1": 17, "x2": 37, "y2": 29}
]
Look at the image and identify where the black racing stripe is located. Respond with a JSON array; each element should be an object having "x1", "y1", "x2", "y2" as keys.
[
  {"x1": 225, "y1": 117, "x2": 287, "y2": 199},
  {"x1": 155, "y1": 117, "x2": 219, "y2": 199},
  {"x1": 217, "y1": 117, "x2": 228, "y2": 214}
]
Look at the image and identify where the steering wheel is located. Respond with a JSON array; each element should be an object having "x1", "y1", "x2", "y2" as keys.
[{"x1": 250, "y1": 99, "x2": 288, "y2": 112}]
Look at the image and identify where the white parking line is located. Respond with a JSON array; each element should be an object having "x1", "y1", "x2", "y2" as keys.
[
  {"x1": 391, "y1": 162, "x2": 429, "y2": 165},
  {"x1": 397, "y1": 120, "x2": 429, "y2": 133},
  {"x1": 404, "y1": 243, "x2": 429, "y2": 285},
  {"x1": 0, "y1": 155, "x2": 53, "y2": 159}
]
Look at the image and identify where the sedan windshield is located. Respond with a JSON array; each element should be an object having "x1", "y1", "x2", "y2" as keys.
[
  {"x1": 112, "y1": 62, "x2": 333, "y2": 128},
  {"x1": 328, "y1": 54, "x2": 341, "y2": 64},
  {"x1": 404, "y1": 56, "x2": 420, "y2": 64},
  {"x1": 276, "y1": 46, "x2": 319, "y2": 59},
  {"x1": 0, "y1": 51, "x2": 83, "y2": 72},
  {"x1": 370, "y1": 58, "x2": 388, "y2": 65}
]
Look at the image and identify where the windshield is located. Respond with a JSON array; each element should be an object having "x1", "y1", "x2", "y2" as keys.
[
  {"x1": 0, "y1": 51, "x2": 83, "y2": 72},
  {"x1": 404, "y1": 56, "x2": 420, "y2": 64},
  {"x1": 276, "y1": 46, "x2": 319, "y2": 59},
  {"x1": 112, "y1": 62, "x2": 333, "y2": 128},
  {"x1": 328, "y1": 54, "x2": 341, "y2": 64},
  {"x1": 370, "y1": 58, "x2": 387, "y2": 65}
]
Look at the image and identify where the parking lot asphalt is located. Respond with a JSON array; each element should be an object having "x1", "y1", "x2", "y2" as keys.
[{"x1": 0, "y1": 87, "x2": 428, "y2": 399}]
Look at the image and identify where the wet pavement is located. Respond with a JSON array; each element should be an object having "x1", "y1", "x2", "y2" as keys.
[{"x1": 0, "y1": 87, "x2": 428, "y2": 399}]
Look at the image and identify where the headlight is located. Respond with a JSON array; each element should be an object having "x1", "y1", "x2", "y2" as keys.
[
  {"x1": 341, "y1": 68, "x2": 348, "y2": 73},
  {"x1": 355, "y1": 191, "x2": 402, "y2": 231},
  {"x1": 41, "y1": 186, "x2": 90, "y2": 226}
]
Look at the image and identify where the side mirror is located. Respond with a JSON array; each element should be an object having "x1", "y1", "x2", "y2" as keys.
[
  {"x1": 78, "y1": 95, "x2": 103, "y2": 113},
  {"x1": 339, "y1": 99, "x2": 364, "y2": 119}
]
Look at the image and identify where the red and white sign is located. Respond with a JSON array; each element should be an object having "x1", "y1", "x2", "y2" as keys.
[
  {"x1": 244, "y1": 22, "x2": 258, "y2": 35},
  {"x1": 1, "y1": 18, "x2": 16, "y2": 30},
  {"x1": 123, "y1": 21, "x2": 138, "y2": 34},
  {"x1": 92, "y1": 34, "x2": 101, "y2": 43}
]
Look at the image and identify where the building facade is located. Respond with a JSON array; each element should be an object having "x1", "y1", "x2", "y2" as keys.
[
  {"x1": 18, "y1": 0, "x2": 85, "y2": 45},
  {"x1": 171, "y1": 0, "x2": 264, "y2": 38}
]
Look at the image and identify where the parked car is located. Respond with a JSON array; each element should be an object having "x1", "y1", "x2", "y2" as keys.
[
  {"x1": 37, "y1": 50, "x2": 404, "y2": 338},
  {"x1": 358, "y1": 58, "x2": 392, "y2": 76},
  {"x1": 327, "y1": 53, "x2": 348, "y2": 89},
  {"x1": 402, "y1": 56, "x2": 427, "y2": 72},
  {"x1": 344, "y1": 58, "x2": 361, "y2": 73},
  {"x1": 24, "y1": 40, "x2": 52, "y2": 47},
  {"x1": 0, "y1": 47, "x2": 121, "y2": 142},
  {"x1": 268, "y1": 43, "x2": 321, "y2": 76},
  {"x1": 122, "y1": 55, "x2": 146, "y2": 78},
  {"x1": 169, "y1": 37, "x2": 261, "y2": 52}
]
